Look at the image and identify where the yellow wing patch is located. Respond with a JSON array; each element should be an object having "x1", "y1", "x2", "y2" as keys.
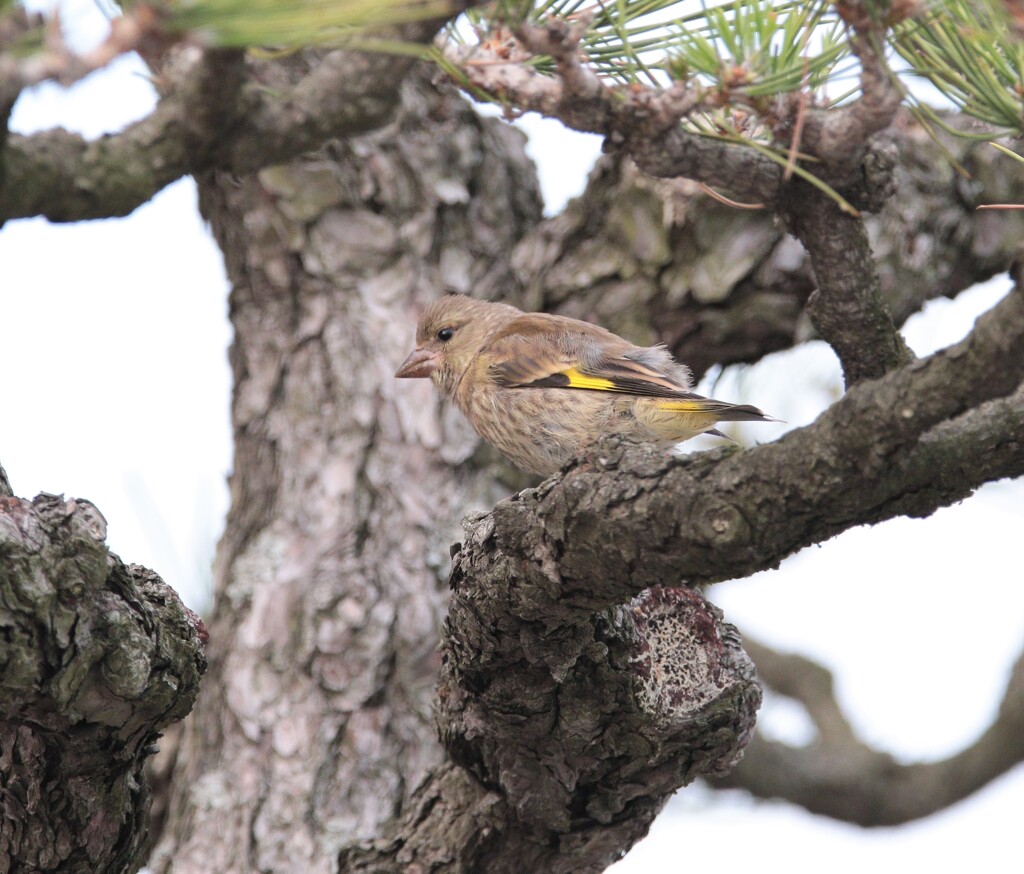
[{"x1": 561, "y1": 367, "x2": 617, "y2": 391}]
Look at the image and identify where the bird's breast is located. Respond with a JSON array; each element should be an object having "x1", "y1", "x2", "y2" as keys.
[{"x1": 456, "y1": 385, "x2": 630, "y2": 475}]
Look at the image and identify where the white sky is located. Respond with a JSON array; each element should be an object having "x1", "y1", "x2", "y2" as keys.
[{"x1": 2, "y1": 3, "x2": 1022, "y2": 872}]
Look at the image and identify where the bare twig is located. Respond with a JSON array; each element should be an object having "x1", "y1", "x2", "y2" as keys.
[
  {"x1": 445, "y1": 20, "x2": 700, "y2": 141},
  {"x1": 443, "y1": 28, "x2": 793, "y2": 204},
  {"x1": 791, "y1": 5, "x2": 903, "y2": 177},
  {"x1": 0, "y1": 4, "x2": 162, "y2": 95}
]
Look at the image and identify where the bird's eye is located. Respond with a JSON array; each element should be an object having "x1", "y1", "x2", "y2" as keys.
[{"x1": 437, "y1": 327, "x2": 455, "y2": 342}]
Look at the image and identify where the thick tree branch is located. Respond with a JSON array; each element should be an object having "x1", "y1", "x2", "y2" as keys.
[
  {"x1": 0, "y1": 13, "x2": 472, "y2": 223},
  {"x1": 714, "y1": 640, "x2": 1024, "y2": 825},
  {"x1": 342, "y1": 587, "x2": 760, "y2": 872},
  {"x1": 442, "y1": 30, "x2": 787, "y2": 206},
  {"x1": 336, "y1": 275, "x2": 1024, "y2": 867},
  {"x1": 443, "y1": 12, "x2": 905, "y2": 209},
  {"x1": 1, "y1": 46, "x2": 408, "y2": 221},
  {"x1": 0, "y1": 492, "x2": 207, "y2": 871},
  {"x1": 1, "y1": 46, "x2": 246, "y2": 221},
  {"x1": 777, "y1": 20, "x2": 912, "y2": 388},
  {"x1": 454, "y1": 278, "x2": 1024, "y2": 605},
  {"x1": 627, "y1": 129, "x2": 788, "y2": 204}
]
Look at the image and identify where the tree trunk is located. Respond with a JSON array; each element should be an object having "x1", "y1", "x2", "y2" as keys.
[{"x1": 150, "y1": 71, "x2": 545, "y2": 871}]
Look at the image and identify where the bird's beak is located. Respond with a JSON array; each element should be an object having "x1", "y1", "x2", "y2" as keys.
[{"x1": 395, "y1": 347, "x2": 439, "y2": 379}]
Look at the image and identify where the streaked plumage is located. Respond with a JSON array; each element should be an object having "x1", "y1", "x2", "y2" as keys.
[{"x1": 396, "y1": 295, "x2": 774, "y2": 475}]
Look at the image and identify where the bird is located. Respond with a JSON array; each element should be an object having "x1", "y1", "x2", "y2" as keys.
[{"x1": 395, "y1": 294, "x2": 775, "y2": 475}]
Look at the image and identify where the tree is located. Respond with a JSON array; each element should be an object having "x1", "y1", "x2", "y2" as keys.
[{"x1": 1, "y1": 0, "x2": 1022, "y2": 871}]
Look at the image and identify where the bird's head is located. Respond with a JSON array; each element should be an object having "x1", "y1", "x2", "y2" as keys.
[{"x1": 396, "y1": 295, "x2": 518, "y2": 396}]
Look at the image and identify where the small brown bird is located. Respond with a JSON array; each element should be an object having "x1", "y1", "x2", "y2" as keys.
[{"x1": 396, "y1": 295, "x2": 774, "y2": 475}]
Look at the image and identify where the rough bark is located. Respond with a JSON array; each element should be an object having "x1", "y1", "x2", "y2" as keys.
[
  {"x1": 0, "y1": 493, "x2": 206, "y2": 872},
  {"x1": 784, "y1": 180, "x2": 915, "y2": 386},
  {"x1": 342, "y1": 586, "x2": 758, "y2": 872}
]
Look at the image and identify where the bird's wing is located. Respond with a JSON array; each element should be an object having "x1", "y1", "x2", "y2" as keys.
[{"x1": 483, "y1": 315, "x2": 697, "y2": 399}]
